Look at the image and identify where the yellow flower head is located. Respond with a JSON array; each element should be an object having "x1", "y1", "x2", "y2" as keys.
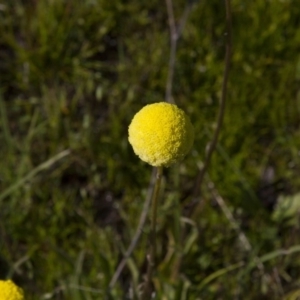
[
  {"x1": 128, "y1": 102, "x2": 194, "y2": 167},
  {"x1": 0, "y1": 280, "x2": 24, "y2": 300}
]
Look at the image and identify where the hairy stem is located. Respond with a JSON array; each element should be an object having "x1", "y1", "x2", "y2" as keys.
[{"x1": 141, "y1": 166, "x2": 163, "y2": 299}]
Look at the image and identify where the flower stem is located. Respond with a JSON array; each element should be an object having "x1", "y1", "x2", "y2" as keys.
[{"x1": 142, "y1": 166, "x2": 163, "y2": 299}]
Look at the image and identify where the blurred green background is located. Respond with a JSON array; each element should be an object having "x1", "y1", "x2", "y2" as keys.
[{"x1": 1, "y1": 0, "x2": 300, "y2": 299}]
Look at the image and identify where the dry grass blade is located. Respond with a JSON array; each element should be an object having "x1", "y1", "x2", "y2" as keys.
[{"x1": 0, "y1": 149, "x2": 71, "y2": 203}]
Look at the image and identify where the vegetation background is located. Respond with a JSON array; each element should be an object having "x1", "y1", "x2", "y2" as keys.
[{"x1": 1, "y1": 0, "x2": 300, "y2": 299}]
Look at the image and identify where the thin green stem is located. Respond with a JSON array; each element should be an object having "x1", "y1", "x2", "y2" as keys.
[{"x1": 142, "y1": 166, "x2": 163, "y2": 299}]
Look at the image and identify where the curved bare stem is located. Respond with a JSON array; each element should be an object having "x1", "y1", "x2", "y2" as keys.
[
  {"x1": 108, "y1": 168, "x2": 156, "y2": 290},
  {"x1": 190, "y1": 0, "x2": 232, "y2": 209},
  {"x1": 165, "y1": 0, "x2": 195, "y2": 103}
]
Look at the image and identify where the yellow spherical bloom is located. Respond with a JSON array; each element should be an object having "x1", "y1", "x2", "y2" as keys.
[
  {"x1": 128, "y1": 102, "x2": 194, "y2": 167},
  {"x1": 0, "y1": 280, "x2": 24, "y2": 300}
]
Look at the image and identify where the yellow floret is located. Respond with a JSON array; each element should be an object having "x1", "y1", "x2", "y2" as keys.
[
  {"x1": 128, "y1": 102, "x2": 194, "y2": 167},
  {"x1": 0, "y1": 280, "x2": 24, "y2": 300}
]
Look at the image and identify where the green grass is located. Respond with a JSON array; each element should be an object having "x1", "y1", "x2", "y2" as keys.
[{"x1": 1, "y1": 0, "x2": 300, "y2": 299}]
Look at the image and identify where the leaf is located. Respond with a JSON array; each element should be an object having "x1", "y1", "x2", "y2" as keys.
[{"x1": 272, "y1": 193, "x2": 300, "y2": 226}]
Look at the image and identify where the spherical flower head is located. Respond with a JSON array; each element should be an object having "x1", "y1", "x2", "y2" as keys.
[
  {"x1": 128, "y1": 102, "x2": 194, "y2": 167},
  {"x1": 0, "y1": 280, "x2": 24, "y2": 300}
]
